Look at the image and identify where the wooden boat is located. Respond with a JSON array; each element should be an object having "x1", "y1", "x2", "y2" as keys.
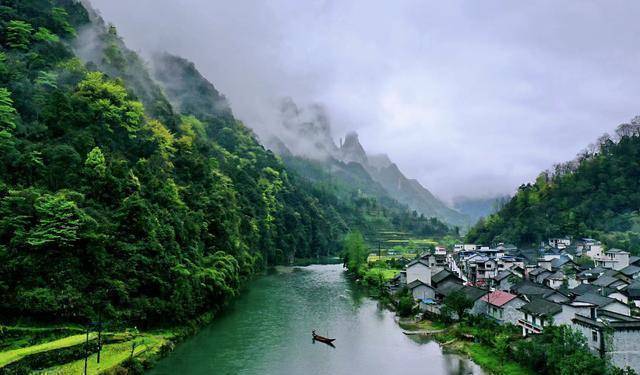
[{"x1": 312, "y1": 330, "x2": 336, "y2": 344}]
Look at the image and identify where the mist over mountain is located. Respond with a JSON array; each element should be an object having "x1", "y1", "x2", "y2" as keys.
[
  {"x1": 453, "y1": 195, "x2": 510, "y2": 225},
  {"x1": 265, "y1": 99, "x2": 469, "y2": 227}
]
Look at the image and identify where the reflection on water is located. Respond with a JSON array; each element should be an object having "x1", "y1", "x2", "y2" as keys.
[{"x1": 148, "y1": 264, "x2": 484, "y2": 375}]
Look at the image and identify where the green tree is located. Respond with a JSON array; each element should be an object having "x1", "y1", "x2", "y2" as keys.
[
  {"x1": 344, "y1": 230, "x2": 367, "y2": 273},
  {"x1": 443, "y1": 290, "x2": 473, "y2": 321},
  {"x1": 0, "y1": 88, "x2": 17, "y2": 142},
  {"x1": 34, "y1": 27, "x2": 60, "y2": 43},
  {"x1": 27, "y1": 192, "x2": 87, "y2": 248},
  {"x1": 6, "y1": 20, "x2": 33, "y2": 50},
  {"x1": 84, "y1": 147, "x2": 107, "y2": 178}
]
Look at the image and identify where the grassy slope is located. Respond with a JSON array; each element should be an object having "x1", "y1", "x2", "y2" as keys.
[
  {"x1": 0, "y1": 333, "x2": 97, "y2": 367},
  {"x1": 42, "y1": 333, "x2": 168, "y2": 374}
]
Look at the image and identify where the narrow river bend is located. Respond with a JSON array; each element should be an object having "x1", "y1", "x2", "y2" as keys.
[{"x1": 148, "y1": 264, "x2": 484, "y2": 375}]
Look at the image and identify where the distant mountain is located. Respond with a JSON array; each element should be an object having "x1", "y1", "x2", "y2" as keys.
[
  {"x1": 265, "y1": 99, "x2": 469, "y2": 227},
  {"x1": 453, "y1": 195, "x2": 510, "y2": 225}
]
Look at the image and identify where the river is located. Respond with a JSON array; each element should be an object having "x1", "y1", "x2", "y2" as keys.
[{"x1": 147, "y1": 264, "x2": 485, "y2": 375}]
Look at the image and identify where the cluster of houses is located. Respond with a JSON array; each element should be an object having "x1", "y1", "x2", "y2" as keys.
[{"x1": 388, "y1": 238, "x2": 640, "y2": 371}]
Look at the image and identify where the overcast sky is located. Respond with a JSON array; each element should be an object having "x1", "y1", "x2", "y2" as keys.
[{"x1": 90, "y1": 0, "x2": 640, "y2": 201}]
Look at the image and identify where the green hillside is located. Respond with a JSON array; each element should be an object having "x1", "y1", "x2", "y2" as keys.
[
  {"x1": 0, "y1": 0, "x2": 457, "y2": 329},
  {"x1": 466, "y1": 121, "x2": 640, "y2": 253}
]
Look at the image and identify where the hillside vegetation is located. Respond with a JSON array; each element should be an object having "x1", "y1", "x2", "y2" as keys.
[
  {"x1": 0, "y1": 0, "x2": 456, "y2": 329},
  {"x1": 467, "y1": 119, "x2": 640, "y2": 253}
]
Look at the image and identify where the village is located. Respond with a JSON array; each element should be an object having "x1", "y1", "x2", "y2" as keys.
[{"x1": 385, "y1": 237, "x2": 640, "y2": 371}]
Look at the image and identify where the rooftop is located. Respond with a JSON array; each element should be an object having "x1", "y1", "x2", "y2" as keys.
[
  {"x1": 436, "y1": 280, "x2": 464, "y2": 297},
  {"x1": 592, "y1": 275, "x2": 619, "y2": 288},
  {"x1": 494, "y1": 270, "x2": 512, "y2": 281},
  {"x1": 481, "y1": 290, "x2": 518, "y2": 307},
  {"x1": 571, "y1": 283, "x2": 599, "y2": 296},
  {"x1": 407, "y1": 280, "x2": 431, "y2": 290},
  {"x1": 574, "y1": 292, "x2": 616, "y2": 308},
  {"x1": 406, "y1": 259, "x2": 431, "y2": 268},
  {"x1": 461, "y1": 285, "x2": 489, "y2": 301},
  {"x1": 431, "y1": 269, "x2": 454, "y2": 285},
  {"x1": 520, "y1": 298, "x2": 562, "y2": 316},
  {"x1": 620, "y1": 265, "x2": 640, "y2": 277}
]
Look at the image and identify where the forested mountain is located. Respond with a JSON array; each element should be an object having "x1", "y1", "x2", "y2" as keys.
[
  {"x1": 466, "y1": 119, "x2": 640, "y2": 253},
  {"x1": 0, "y1": 0, "x2": 326, "y2": 326},
  {"x1": 266, "y1": 99, "x2": 469, "y2": 227},
  {"x1": 0, "y1": 0, "x2": 454, "y2": 327}
]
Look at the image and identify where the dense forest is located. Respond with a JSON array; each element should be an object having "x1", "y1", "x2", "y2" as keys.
[
  {"x1": 0, "y1": 0, "x2": 453, "y2": 327},
  {"x1": 466, "y1": 119, "x2": 640, "y2": 253}
]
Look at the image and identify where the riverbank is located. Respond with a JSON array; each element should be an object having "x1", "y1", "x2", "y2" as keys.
[
  {"x1": 352, "y1": 263, "x2": 531, "y2": 375},
  {"x1": 396, "y1": 318, "x2": 531, "y2": 375}
]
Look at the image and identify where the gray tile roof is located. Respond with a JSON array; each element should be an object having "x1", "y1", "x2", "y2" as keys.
[
  {"x1": 592, "y1": 275, "x2": 619, "y2": 287},
  {"x1": 520, "y1": 298, "x2": 562, "y2": 316},
  {"x1": 431, "y1": 269, "x2": 453, "y2": 285},
  {"x1": 575, "y1": 293, "x2": 616, "y2": 308},
  {"x1": 545, "y1": 271, "x2": 564, "y2": 280},
  {"x1": 495, "y1": 270, "x2": 512, "y2": 281},
  {"x1": 627, "y1": 280, "x2": 640, "y2": 298},
  {"x1": 571, "y1": 283, "x2": 599, "y2": 296},
  {"x1": 407, "y1": 280, "x2": 431, "y2": 289},
  {"x1": 530, "y1": 267, "x2": 551, "y2": 276},
  {"x1": 406, "y1": 259, "x2": 431, "y2": 268},
  {"x1": 461, "y1": 286, "x2": 489, "y2": 301},
  {"x1": 620, "y1": 265, "x2": 640, "y2": 277},
  {"x1": 435, "y1": 280, "x2": 464, "y2": 297}
]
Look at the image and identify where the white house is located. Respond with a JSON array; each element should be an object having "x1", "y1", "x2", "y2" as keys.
[
  {"x1": 480, "y1": 290, "x2": 526, "y2": 325},
  {"x1": 580, "y1": 239, "x2": 604, "y2": 259},
  {"x1": 408, "y1": 280, "x2": 436, "y2": 301},
  {"x1": 549, "y1": 237, "x2": 571, "y2": 249},
  {"x1": 594, "y1": 249, "x2": 630, "y2": 271},
  {"x1": 406, "y1": 259, "x2": 432, "y2": 285},
  {"x1": 574, "y1": 293, "x2": 631, "y2": 316},
  {"x1": 572, "y1": 309, "x2": 640, "y2": 372},
  {"x1": 517, "y1": 298, "x2": 564, "y2": 336}
]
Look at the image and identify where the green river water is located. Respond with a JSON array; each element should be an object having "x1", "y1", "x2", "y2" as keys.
[{"x1": 147, "y1": 264, "x2": 484, "y2": 375}]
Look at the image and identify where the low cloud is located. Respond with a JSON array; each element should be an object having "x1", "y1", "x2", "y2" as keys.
[{"x1": 89, "y1": 0, "x2": 640, "y2": 201}]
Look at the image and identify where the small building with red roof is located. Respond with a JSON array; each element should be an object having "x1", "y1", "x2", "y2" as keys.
[{"x1": 480, "y1": 290, "x2": 527, "y2": 325}]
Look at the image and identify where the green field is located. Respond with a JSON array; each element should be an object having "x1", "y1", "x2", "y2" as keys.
[
  {"x1": 0, "y1": 326, "x2": 171, "y2": 374},
  {"x1": 41, "y1": 333, "x2": 168, "y2": 374}
]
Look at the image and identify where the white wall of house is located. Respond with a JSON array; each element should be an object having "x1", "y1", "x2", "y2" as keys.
[
  {"x1": 609, "y1": 330, "x2": 640, "y2": 372},
  {"x1": 411, "y1": 284, "x2": 435, "y2": 301},
  {"x1": 497, "y1": 298, "x2": 527, "y2": 325},
  {"x1": 586, "y1": 244, "x2": 604, "y2": 259},
  {"x1": 556, "y1": 304, "x2": 592, "y2": 326},
  {"x1": 547, "y1": 278, "x2": 564, "y2": 289},
  {"x1": 572, "y1": 320, "x2": 602, "y2": 355},
  {"x1": 407, "y1": 263, "x2": 431, "y2": 285}
]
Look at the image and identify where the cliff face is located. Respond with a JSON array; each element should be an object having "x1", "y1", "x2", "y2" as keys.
[{"x1": 267, "y1": 98, "x2": 469, "y2": 227}]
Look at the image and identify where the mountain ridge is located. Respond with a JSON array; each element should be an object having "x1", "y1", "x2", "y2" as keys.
[{"x1": 264, "y1": 100, "x2": 469, "y2": 227}]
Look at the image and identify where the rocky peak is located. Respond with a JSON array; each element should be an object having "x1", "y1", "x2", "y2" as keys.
[
  {"x1": 368, "y1": 153, "x2": 393, "y2": 170},
  {"x1": 340, "y1": 132, "x2": 368, "y2": 165}
]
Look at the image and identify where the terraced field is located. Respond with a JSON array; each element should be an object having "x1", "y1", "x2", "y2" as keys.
[{"x1": 0, "y1": 326, "x2": 172, "y2": 374}]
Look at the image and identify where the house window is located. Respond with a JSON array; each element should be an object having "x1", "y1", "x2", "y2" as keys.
[{"x1": 592, "y1": 330, "x2": 598, "y2": 342}]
